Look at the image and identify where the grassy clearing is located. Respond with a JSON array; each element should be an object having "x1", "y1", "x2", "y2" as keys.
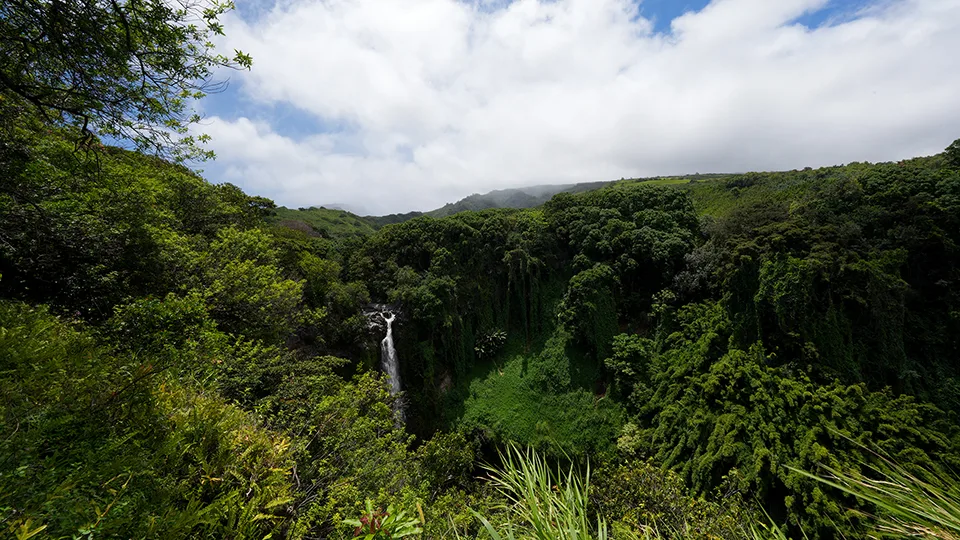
[{"x1": 458, "y1": 328, "x2": 623, "y2": 458}]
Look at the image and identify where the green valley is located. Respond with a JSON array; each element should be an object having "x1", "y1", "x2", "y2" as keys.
[
  {"x1": 3, "y1": 107, "x2": 960, "y2": 537},
  {"x1": 4, "y1": 1, "x2": 960, "y2": 537}
]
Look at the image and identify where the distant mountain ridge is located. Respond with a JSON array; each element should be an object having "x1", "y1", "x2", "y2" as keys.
[
  {"x1": 424, "y1": 181, "x2": 612, "y2": 218},
  {"x1": 275, "y1": 176, "x2": 715, "y2": 238}
]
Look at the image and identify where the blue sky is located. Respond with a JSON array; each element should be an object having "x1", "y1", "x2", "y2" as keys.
[
  {"x1": 192, "y1": 0, "x2": 960, "y2": 214},
  {"x1": 638, "y1": 0, "x2": 712, "y2": 31}
]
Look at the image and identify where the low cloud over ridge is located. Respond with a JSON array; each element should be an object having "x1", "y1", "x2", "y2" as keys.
[{"x1": 202, "y1": 0, "x2": 960, "y2": 214}]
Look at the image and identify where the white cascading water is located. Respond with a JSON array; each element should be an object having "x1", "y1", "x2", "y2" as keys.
[{"x1": 380, "y1": 312, "x2": 402, "y2": 396}]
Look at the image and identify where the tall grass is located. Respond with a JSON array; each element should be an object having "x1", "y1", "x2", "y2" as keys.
[
  {"x1": 455, "y1": 441, "x2": 960, "y2": 540},
  {"x1": 464, "y1": 445, "x2": 794, "y2": 540},
  {"x1": 470, "y1": 445, "x2": 607, "y2": 540},
  {"x1": 795, "y1": 458, "x2": 960, "y2": 539}
]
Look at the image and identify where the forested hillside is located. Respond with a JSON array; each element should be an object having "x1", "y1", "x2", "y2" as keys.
[{"x1": 4, "y1": 79, "x2": 960, "y2": 538}]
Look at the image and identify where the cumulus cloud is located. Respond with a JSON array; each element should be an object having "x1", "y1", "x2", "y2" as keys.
[{"x1": 202, "y1": 0, "x2": 960, "y2": 214}]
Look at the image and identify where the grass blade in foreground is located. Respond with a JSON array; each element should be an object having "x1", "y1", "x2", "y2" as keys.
[
  {"x1": 471, "y1": 444, "x2": 607, "y2": 540},
  {"x1": 792, "y1": 457, "x2": 960, "y2": 539}
]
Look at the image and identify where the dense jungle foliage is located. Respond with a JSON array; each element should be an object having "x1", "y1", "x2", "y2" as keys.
[{"x1": 3, "y1": 89, "x2": 960, "y2": 538}]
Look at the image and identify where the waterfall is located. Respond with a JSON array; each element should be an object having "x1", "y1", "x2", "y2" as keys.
[{"x1": 380, "y1": 312, "x2": 402, "y2": 396}]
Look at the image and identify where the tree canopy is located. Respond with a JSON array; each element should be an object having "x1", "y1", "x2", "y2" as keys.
[
  {"x1": 947, "y1": 137, "x2": 960, "y2": 169},
  {"x1": 0, "y1": 0, "x2": 251, "y2": 161}
]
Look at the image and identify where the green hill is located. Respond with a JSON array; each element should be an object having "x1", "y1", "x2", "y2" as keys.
[{"x1": 271, "y1": 206, "x2": 379, "y2": 238}]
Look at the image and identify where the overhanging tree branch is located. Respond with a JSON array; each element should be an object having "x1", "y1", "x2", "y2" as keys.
[{"x1": 0, "y1": 0, "x2": 251, "y2": 162}]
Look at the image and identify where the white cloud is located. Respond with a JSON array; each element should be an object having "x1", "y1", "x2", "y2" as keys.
[{"x1": 202, "y1": 0, "x2": 960, "y2": 214}]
